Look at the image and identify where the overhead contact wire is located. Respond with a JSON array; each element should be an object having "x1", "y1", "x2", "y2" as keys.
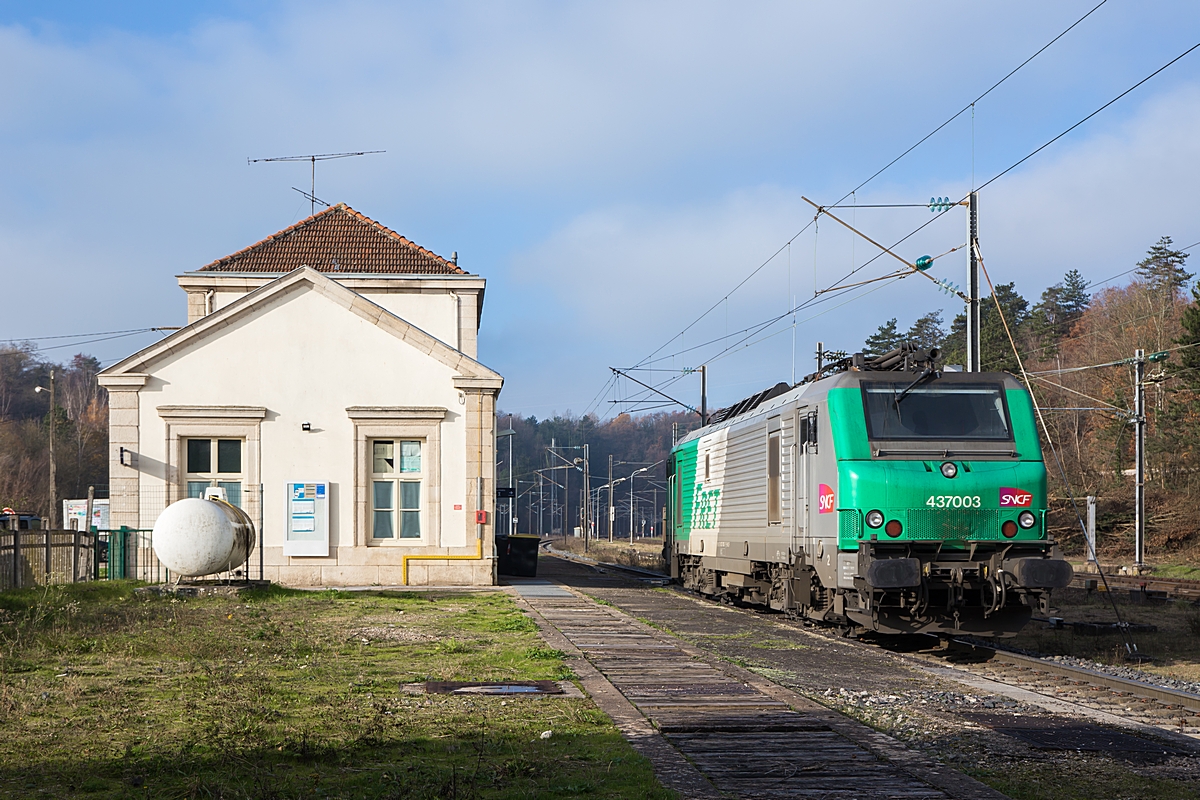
[{"x1": 976, "y1": 242, "x2": 1137, "y2": 655}]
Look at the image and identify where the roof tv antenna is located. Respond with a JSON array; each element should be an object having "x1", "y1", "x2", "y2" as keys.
[
  {"x1": 292, "y1": 187, "x2": 331, "y2": 210},
  {"x1": 247, "y1": 150, "x2": 385, "y2": 216}
]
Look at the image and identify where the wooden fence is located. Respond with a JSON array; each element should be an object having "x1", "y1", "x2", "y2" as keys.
[{"x1": 0, "y1": 530, "x2": 98, "y2": 590}]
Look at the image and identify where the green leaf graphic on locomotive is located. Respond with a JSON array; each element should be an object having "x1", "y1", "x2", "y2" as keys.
[{"x1": 692, "y1": 484, "x2": 721, "y2": 529}]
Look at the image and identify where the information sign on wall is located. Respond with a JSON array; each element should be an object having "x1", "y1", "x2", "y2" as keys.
[{"x1": 284, "y1": 481, "x2": 330, "y2": 557}]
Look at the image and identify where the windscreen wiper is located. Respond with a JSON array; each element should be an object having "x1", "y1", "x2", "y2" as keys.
[{"x1": 895, "y1": 367, "x2": 939, "y2": 405}]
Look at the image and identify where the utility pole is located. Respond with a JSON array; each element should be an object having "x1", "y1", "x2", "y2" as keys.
[
  {"x1": 966, "y1": 192, "x2": 981, "y2": 372},
  {"x1": 49, "y1": 369, "x2": 56, "y2": 529},
  {"x1": 538, "y1": 472, "x2": 543, "y2": 537},
  {"x1": 1134, "y1": 348, "x2": 1146, "y2": 570},
  {"x1": 35, "y1": 370, "x2": 57, "y2": 528},
  {"x1": 579, "y1": 444, "x2": 590, "y2": 553},
  {"x1": 608, "y1": 454, "x2": 615, "y2": 543},
  {"x1": 1086, "y1": 495, "x2": 1097, "y2": 566},
  {"x1": 629, "y1": 470, "x2": 636, "y2": 540},
  {"x1": 507, "y1": 414, "x2": 514, "y2": 535}
]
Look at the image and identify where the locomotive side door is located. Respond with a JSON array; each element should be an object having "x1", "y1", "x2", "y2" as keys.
[{"x1": 793, "y1": 407, "x2": 814, "y2": 559}]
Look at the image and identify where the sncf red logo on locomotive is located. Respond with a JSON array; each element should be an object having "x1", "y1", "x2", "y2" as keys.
[
  {"x1": 818, "y1": 483, "x2": 835, "y2": 514},
  {"x1": 999, "y1": 487, "x2": 1033, "y2": 507}
]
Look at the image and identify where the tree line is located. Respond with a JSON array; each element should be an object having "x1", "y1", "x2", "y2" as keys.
[{"x1": 0, "y1": 346, "x2": 108, "y2": 520}]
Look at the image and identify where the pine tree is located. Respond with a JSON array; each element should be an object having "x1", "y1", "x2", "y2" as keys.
[
  {"x1": 941, "y1": 312, "x2": 967, "y2": 368},
  {"x1": 1029, "y1": 269, "x2": 1090, "y2": 358},
  {"x1": 1176, "y1": 282, "x2": 1200, "y2": 389},
  {"x1": 940, "y1": 284, "x2": 1029, "y2": 373},
  {"x1": 979, "y1": 283, "x2": 1029, "y2": 373},
  {"x1": 1060, "y1": 269, "x2": 1090, "y2": 318},
  {"x1": 1137, "y1": 236, "x2": 1192, "y2": 299},
  {"x1": 863, "y1": 318, "x2": 902, "y2": 357},
  {"x1": 905, "y1": 310, "x2": 945, "y2": 353}
]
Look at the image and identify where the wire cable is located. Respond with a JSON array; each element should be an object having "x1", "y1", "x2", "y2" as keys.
[
  {"x1": 602, "y1": 6, "x2": 1186, "y2": 419},
  {"x1": 978, "y1": 40, "x2": 1200, "y2": 193},
  {"x1": 976, "y1": 241, "x2": 1138, "y2": 655},
  {"x1": 628, "y1": 3, "x2": 1110, "y2": 378},
  {"x1": 722, "y1": 39, "x2": 1200, "y2": 384},
  {"x1": 1, "y1": 327, "x2": 162, "y2": 342},
  {"x1": 839, "y1": 0, "x2": 1110, "y2": 203}
]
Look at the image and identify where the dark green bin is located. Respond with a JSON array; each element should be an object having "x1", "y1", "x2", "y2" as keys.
[{"x1": 496, "y1": 534, "x2": 540, "y2": 577}]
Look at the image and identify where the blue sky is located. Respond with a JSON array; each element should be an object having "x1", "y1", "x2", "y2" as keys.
[{"x1": 2, "y1": 2, "x2": 1199, "y2": 416}]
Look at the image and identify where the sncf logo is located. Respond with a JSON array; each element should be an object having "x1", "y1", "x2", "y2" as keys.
[
  {"x1": 999, "y1": 487, "x2": 1033, "y2": 508},
  {"x1": 818, "y1": 483, "x2": 835, "y2": 514}
]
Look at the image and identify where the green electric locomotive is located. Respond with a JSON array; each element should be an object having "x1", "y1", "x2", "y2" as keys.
[{"x1": 665, "y1": 345, "x2": 1073, "y2": 636}]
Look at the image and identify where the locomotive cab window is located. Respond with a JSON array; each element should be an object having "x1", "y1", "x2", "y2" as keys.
[
  {"x1": 798, "y1": 410, "x2": 818, "y2": 450},
  {"x1": 862, "y1": 382, "x2": 1012, "y2": 441}
]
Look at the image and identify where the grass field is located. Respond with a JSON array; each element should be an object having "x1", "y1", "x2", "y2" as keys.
[{"x1": 0, "y1": 582, "x2": 672, "y2": 799}]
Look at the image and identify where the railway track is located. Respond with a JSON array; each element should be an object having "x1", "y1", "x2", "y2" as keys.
[
  {"x1": 544, "y1": 548, "x2": 1200, "y2": 745},
  {"x1": 889, "y1": 638, "x2": 1200, "y2": 741},
  {"x1": 1071, "y1": 570, "x2": 1200, "y2": 600}
]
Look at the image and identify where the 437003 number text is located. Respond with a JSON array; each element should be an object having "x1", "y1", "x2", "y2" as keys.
[{"x1": 925, "y1": 495, "x2": 981, "y2": 509}]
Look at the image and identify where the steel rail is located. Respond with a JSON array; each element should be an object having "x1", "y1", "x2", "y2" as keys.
[
  {"x1": 948, "y1": 639, "x2": 1200, "y2": 714},
  {"x1": 1071, "y1": 572, "x2": 1200, "y2": 599}
]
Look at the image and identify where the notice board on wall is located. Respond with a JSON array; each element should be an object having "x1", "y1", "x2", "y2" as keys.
[{"x1": 284, "y1": 481, "x2": 329, "y2": 557}]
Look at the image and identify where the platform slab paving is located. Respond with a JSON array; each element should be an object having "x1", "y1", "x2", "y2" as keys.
[{"x1": 509, "y1": 576, "x2": 1007, "y2": 800}]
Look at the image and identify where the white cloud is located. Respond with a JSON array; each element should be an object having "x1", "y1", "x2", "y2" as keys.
[{"x1": 984, "y1": 84, "x2": 1200, "y2": 292}]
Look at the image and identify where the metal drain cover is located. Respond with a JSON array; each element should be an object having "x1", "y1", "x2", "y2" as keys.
[{"x1": 423, "y1": 681, "x2": 563, "y2": 695}]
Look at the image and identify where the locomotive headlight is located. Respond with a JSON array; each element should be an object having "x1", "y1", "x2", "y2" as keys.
[
  {"x1": 1018, "y1": 510, "x2": 1037, "y2": 529},
  {"x1": 940, "y1": 462, "x2": 958, "y2": 479},
  {"x1": 1001, "y1": 520, "x2": 1018, "y2": 538},
  {"x1": 865, "y1": 510, "x2": 884, "y2": 529},
  {"x1": 884, "y1": 519, "x2": 903, "y2": 537}
]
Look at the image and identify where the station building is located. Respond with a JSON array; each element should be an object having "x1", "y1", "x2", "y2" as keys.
[{"x1": 97, "y1": 204, "x2": 502, "y2": 586}]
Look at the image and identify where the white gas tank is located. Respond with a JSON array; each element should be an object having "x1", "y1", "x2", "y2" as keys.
[{"x1": 152, "y1": 496, "x2": 256, "y2": 577}]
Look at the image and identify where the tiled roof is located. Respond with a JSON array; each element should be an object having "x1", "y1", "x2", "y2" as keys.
[{"x1": 198, "y1": 204, "x2": 467, "y2": 275}]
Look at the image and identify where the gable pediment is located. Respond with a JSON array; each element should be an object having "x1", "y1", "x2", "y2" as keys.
[{"x1": 100, "y1": 267, "x2": 500, "y2": 384}]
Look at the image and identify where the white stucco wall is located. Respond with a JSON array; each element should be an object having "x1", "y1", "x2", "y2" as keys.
[
  {"x1": 207, "y1": 286, "x2": 464, "y2": 352},
  {"x1": 131, "y1": 282, "x2": 483, "y2": 583}
]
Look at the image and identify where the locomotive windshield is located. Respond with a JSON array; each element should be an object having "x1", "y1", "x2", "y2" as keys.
[{"x1": 861, "y1": 381, "x2": 1012, "y2": 441}]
